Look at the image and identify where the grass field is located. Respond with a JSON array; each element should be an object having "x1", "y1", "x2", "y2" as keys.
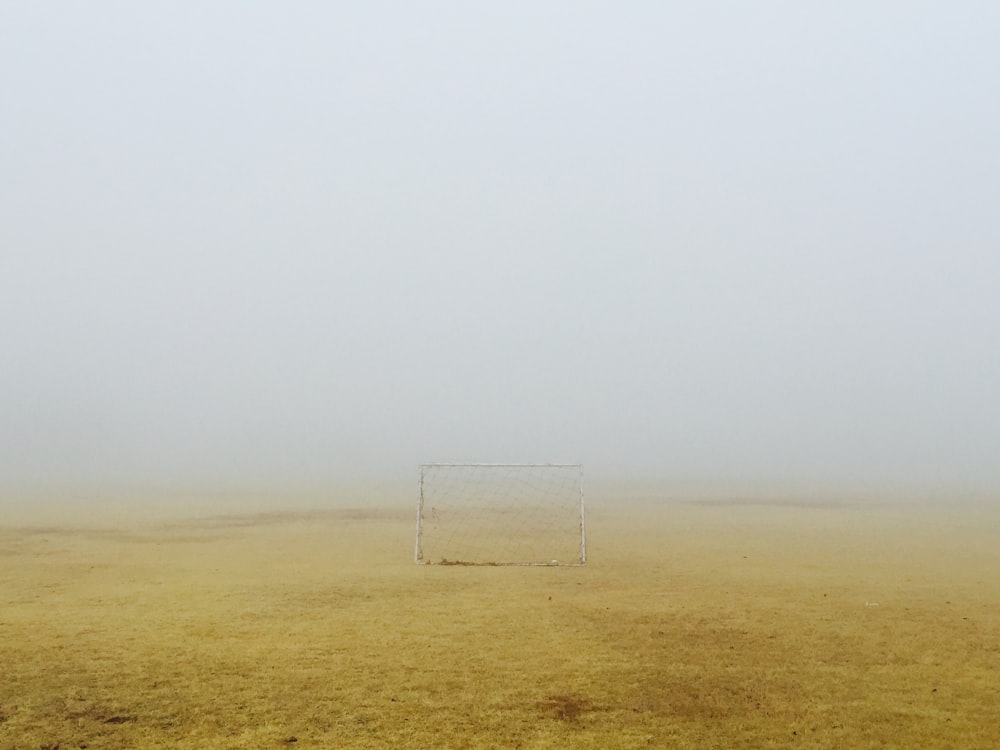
[{"x1": 2, "y1": 486, "x2": 998, "y2": 749}]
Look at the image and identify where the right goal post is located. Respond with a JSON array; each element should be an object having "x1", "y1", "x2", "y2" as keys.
[{"x1": 414, "y1": 463, "x2": 586, "y2": 566}]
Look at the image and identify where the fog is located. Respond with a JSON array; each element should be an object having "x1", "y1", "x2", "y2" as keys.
[{"x1": 3, "y1": 3, "x2": 999, "y2": 495}]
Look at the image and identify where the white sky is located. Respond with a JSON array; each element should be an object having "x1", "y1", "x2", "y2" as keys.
[{"x1": 2, "y1": 2, "x2": 999, "y2": 492}]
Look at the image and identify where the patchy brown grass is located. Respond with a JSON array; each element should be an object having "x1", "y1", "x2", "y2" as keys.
[{"x1": 1, "y1": 493, "x2": 998, "y2": 748}]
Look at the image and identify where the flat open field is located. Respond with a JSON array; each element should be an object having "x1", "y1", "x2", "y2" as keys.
[{"x1": 2, "y1": 486, "x2": 998, "y2": 749}]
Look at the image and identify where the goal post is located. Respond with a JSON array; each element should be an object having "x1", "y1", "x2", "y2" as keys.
[{"x1": 414, "y1": 463, "x2": 586, "y2": 566}]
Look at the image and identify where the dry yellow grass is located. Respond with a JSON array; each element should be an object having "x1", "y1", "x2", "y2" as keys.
[{"x1": 1, "y1": 488, "x2": 998, "y2": 748}]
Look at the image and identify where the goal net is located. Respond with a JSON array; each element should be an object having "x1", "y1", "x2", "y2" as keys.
[{"x1": 414, "y1": 463, "x2": 586, "y2": 566}]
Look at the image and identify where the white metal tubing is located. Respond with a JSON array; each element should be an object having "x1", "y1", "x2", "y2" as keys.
[
  {"x1": 419, "y1": 463, "x2": 582, "y2": 468},
  {"x1": 414, "y1": 466, "x2": 425, "y2": 564},
  {"x1": 579, "y1": 464, "x2": 586, "y2": 564},
  {"x1": 415, "y1": 462, "x2": 586, "y2": 566}
]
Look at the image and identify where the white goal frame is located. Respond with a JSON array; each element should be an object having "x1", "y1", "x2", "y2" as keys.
[{"x1": 414, "y1": 463, "x2": 586, "y2": 566}]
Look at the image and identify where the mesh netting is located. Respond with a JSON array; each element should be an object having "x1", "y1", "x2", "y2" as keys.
[{"x1": 416, "y1": 464, "x2": 585, "y2": 565}]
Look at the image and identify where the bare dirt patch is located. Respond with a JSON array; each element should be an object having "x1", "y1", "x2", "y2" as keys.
[
  {"x1": 101, "y1": 715, "x2": 137, "y2": 725},
  {"x1": 537, "y1": 694, "x2": 600, "y2": 722},
  {"x1": 165, "y1": 507, "x2": 412, "y2": 530},
  {"x1": 682, "y1": 497, "x2": 860, "y2": 509}
]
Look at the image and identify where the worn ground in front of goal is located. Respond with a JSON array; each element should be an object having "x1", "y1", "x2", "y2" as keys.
[{"x1": 2, "y1": 488, "x2": 998, "y2": 749}]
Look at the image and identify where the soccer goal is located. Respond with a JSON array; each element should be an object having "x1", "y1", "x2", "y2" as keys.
[{"x1": 414, "y1": 463, "x2": 586, "y2": 566}]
